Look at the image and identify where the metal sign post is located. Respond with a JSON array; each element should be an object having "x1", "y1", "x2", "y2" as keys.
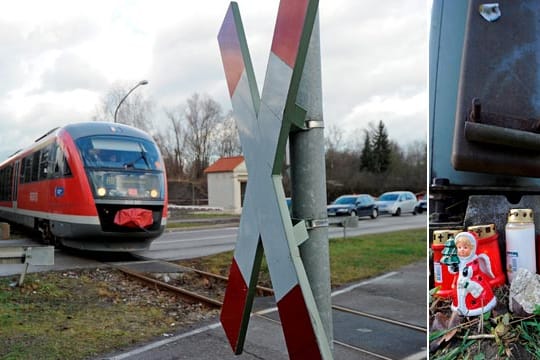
[{"x1": 218, "y1": 1, "x2": 332, "y2": 359}]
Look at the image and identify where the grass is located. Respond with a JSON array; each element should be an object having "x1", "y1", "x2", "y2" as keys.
[
  {"x1": 177, "y1": 227, "x2": 427, "y2": 287},
  {"x1": 0, "y1": 271, "x2": 177, "y2": 360},
  {"x1": 166, "y1": 221, "x2": 211, "y2": 229},
  {"x1": 0, "y1": 227, "x2": 426, "y2": 359}
]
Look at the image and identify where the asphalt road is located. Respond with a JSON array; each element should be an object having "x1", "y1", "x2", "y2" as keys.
[
  {"x1": 134, "y1": 212, "x2": 427, "y2": 260},
  {"x1": 0, "y1": 213, "x2": 426, "y2": 276}
]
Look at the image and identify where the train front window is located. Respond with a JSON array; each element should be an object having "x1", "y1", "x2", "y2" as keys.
[
  {"x1": 78, "y1": 137, "x2": 161, "y2": 171},
  {"x1": 76, "y1": 136, "x2": 165, "y2": 200}
]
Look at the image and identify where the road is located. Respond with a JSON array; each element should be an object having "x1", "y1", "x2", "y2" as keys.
[
  {"x1": 0, "y1": 213, "x2": 426, "y2": 276},
  {"x1": 134, "y1": 213, "x2": 427, "y2": 260}
]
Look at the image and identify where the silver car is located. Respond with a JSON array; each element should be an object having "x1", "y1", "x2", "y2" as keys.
[{"x1": 376, "y1": 191, "x2": 418, "y2": 216}]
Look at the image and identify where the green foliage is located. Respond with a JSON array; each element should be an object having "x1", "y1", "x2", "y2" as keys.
[
  {"x1": 360, "y1": 130, "x2": 373, "y2": 172},
  {"x1": 325, "y1": 121, "x2": 426, "y2": 198},
  {"x1": 359, "y1": 120, "x2": 392, "y2": 174},
  {"x1": 431, "y1": 331, "x2": 475, "y2": 360},
  {"x1": 520, "y1": 317, "x2": 540, "y2": 358}
]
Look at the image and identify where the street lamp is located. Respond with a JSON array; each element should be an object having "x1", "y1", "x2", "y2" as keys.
[{"x1": 113, "y1": 80, "x2": 149, "y2": 123}]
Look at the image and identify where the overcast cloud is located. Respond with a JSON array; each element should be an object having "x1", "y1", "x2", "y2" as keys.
[{"x1": 0, "y1": 0, "x2": 427, "y2": 161}]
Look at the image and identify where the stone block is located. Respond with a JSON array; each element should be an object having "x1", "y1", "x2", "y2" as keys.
[{"x1": 509, "y1": 268, "x2": 540, "y2": 316}]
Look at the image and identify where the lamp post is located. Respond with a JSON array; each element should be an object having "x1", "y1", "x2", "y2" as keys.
[{"x1": 113, "y1": 80, "x2": 148, "y2": 123}]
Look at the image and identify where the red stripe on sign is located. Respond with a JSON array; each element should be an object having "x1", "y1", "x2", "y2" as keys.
[
  {"x1": 271, "y1": 0, "x2": 309, "y2": 68},
  {"x1": 278, "y1": 285, "x2": 323, "y2": 360},
  {"x1": 220, "y1": 258, "x2": 248, "y2": 352},
  {"x1": 218, "y1": 5, "x2": 245, "y2": 97}
]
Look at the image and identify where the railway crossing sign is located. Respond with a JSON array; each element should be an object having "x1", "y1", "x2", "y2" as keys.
[{"x1": 218, "y1": 1, "x2": 331, "y2": 359}]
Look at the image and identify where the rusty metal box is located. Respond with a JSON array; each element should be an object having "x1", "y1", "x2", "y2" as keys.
[{"x1": 452, "y1": 0, "x2": 540, "y2": 177}]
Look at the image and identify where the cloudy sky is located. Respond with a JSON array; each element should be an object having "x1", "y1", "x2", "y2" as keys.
[{"x1": 0, "y1": 0, "x2": 427, "y2": 161}]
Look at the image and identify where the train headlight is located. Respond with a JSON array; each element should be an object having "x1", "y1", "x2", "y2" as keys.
[
  {"x1": 97, "y1": 187, "x2": 107, "y2": 197},
  {"x1": 150, "y1": 189, "x2": 159, "y2": 198}
]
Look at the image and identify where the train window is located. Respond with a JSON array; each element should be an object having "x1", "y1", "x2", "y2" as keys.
[
  {"x1": 0, "y1": 165, "x2": 13, "y2": 201},
  {"x1": 91, "y1": 138, "x2": 141, "y2": 152},
  {"x1": 76, "y1": 136, "x2": 161, "y2": 171},
  {"x1": 52, "y1": 144, "x2": 72, "y2": 178},
  {"x1": 31, "y1": 152, "x2": 40, "y2": 182},
  {"x1": 21, "y1": 156, "x2": 32, "y2": 183},
  {"x1": 39, "y1": 147, "x2": 50, "y2": 180}
]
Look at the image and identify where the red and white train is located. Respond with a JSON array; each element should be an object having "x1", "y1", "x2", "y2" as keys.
[{"x1": 0, "y1": 122, "x2": 168, "y2": 251}]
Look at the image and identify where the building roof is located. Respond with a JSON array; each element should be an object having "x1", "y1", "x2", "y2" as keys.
[{"x1": 204, "y1": 156, "x2": 245, "y2": 173}]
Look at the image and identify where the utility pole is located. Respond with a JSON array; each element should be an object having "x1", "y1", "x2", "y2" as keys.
[{"x1": 289, "y1": 13, "x2": 333, "y2": 350}]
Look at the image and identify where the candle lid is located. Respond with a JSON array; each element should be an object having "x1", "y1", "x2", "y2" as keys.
[
  {"x1": 507, "y1": 209, "x2": 534, "y2": 223},
  {"x1": 467, "y1": 224, "x2": 496, "y2": 239},
  {"x1": 432, "y1": 229, "x2": 462, "y2": 244}
]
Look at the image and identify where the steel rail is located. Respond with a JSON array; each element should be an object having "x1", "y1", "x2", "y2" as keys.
[
  {"x1": 254, "y1": 309, "x2": 413, "y2": 360},
  {"x1": 188, "y1": 266, "x2": 274, "y2": 296},
  {"x1": 131, "y1": 256, "x2": 275, "y2": 296},
  {"x1": 124, "y1": 258, "x2": 425, "y2": 334},
  {"x1": 332, "y1": 304, "x2": 427, "y2": 333},
  {"x1": 113, "y1": 265, "x2": 223, "y2": 308}
]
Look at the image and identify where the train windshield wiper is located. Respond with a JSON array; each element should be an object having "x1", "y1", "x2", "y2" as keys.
[{"x1": 124, "y1": 144, "x2": 151, "y2": 169}]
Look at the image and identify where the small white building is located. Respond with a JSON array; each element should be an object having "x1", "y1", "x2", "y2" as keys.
[{"x1": 204, "y1": 156, "x2": 247, "y2": 213}]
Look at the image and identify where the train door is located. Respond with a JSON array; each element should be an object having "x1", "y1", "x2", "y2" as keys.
[
  {"x1": 48, "y1": 143, "x2": 72, "y2": 211},
  {"x1": 12, "y1": 161, "x2": 19, "y2": 209},
  {"x1": 38, "y1": 145, "x2": 51, "y2": 211}
]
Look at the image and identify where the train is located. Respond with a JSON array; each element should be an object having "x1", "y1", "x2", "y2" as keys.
[{"x1": 0, "y1": 122, "x2": 168, "y2": 251}]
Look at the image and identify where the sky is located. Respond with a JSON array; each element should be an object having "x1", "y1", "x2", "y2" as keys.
[{"x1": 0, "y1": 0, "x2": 428, "y2": 161}]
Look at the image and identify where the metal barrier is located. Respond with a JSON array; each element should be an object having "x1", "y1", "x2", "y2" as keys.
[
  {"x1": 329, "y1": 215, "x2": 359, "y2": 238},
  {"x1": 0, "y1": 245, "x2": 55, "y2": 286}
]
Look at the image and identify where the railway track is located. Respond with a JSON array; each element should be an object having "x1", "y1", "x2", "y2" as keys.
[{"x1": 110, "y1": 259, "x2": 426, "y2": 359}]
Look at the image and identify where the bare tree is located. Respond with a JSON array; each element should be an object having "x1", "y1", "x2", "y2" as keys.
[
  {"x1": 93, "y1": 82, "x2": 154, "y2": 134},
  {"x1": 162, "y1": 107, "x2": 186, "y2": 179},
  {"x1": 215, "y1": 110, "x2": 241, "y2": 157},
  {"x1": 179, "y1": 93, "x2": 224, "y2": 179},
  {"x1": 325, "y1": 124, "x2": 344, "y2": 182}
]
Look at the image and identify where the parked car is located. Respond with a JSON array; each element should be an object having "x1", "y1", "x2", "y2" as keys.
[
  {"x1": 327, "y1": 194, "x2": 378, "y2": 219},
  {"x1": 376, "y1": 191, "x2": 417, "y2": 216},
  {"x1": 415, "y1": 194, "x2": 427, "y2": 214}
]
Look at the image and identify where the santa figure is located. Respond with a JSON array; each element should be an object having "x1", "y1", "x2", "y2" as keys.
[{"x1": 448, "y1": 232, "x2": 497, "y2": 316}]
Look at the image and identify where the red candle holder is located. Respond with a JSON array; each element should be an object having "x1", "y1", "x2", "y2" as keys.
[
  {"x1": 432, "y1": 229, "x2": 462, "y2": 297},
  {"x1": 467, "y1": 224, "x2": 506, "y2": 287}
]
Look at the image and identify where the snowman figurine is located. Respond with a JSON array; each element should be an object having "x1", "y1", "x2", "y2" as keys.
[{"x1": 448, "y1": 232, "x2": 497, "y2": 316}]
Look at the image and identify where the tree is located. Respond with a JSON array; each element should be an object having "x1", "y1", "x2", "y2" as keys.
[
  {"x1": 93, "y1": 82, "x2": 154, "y2": 134},
  {"x1": 371, "y1": 120, "x2": 391, "y2": 173},
  {"x1": 359, "y1": 120, "x2": 391, "y2": 174},
  {"x1": 161, "y1": 107, "x2": 186, "y2": 179},
  {"x1": 214, "y1": 111, "x2": 241, "y2": 157},
  {"x1": 182, "y1": 93, "x2": 223, "y2": 179},
  {"x1": 322, "y1": 118, "x2": 425, "y2": 198},
  {"x1": 325, "y1": 124, "x2": 345, "y2": 181},
  {"x1": 360, "y1": 130, "x2": 373, "y2": 172}
]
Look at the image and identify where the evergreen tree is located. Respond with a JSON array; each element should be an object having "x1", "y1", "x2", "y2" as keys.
[
  {"x1": 372, "y1": 120, "x2": 391, "y2": 173},
  {"x1": 360, "y1": 130, "x2": 373, "y2": 171}
]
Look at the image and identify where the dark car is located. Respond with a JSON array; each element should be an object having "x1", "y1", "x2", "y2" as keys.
[
  {"x1": 327, "y1": 194, "x2": 378, "y2": 219},
  {"x1": 415, "y1": 195, "x2": 427, "y2": 214}
]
